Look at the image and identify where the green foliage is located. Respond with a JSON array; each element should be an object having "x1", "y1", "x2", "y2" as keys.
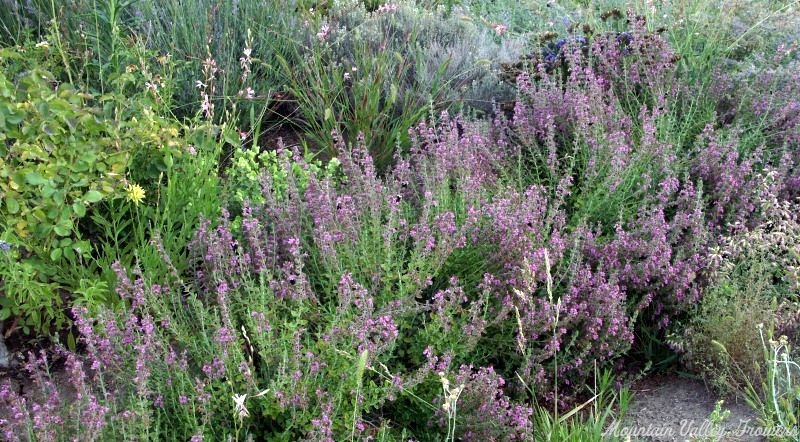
[
  {"x1": 0, "y1": 67, "x2": 123, "y2": 248},
  {"x1": 678, "y1": 271, "x2": 773, "y2": 396},
  {"x1": 0, "y1": 64, "x2": 127, "y2": 335},
  {"x1": 0, "y1": 41, "x2": 196, "y2": 336},
  {"x1": 125, "y1": 0, "x2": 303, "y2": 120},
  {"x1": 223, "y1": 145, "x2": 342, "y2": 210},
  {"x1": 1, "y1": 0, "x2": 800, "y2": 440},
  {"x1": 748, "y1": 331, "x2": 800, "y2": 434},
  {"x1": 0, "y1": 242, "x2": 63, "y2": 335},
  {"x1": 693, "y1": 400, "x2": 730, "y2": 442}
]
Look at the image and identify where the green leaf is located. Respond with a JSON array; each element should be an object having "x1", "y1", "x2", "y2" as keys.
[
  {"x1": 25, "y1": 171, "x2": 48, "y2": 185},
  {"x1": 48, "y1": 98, "x2": 73, "y2": 117},
  {"x1": 222, "y1": 127, "x2": 240, "y2": 146},
  {"x1": 5, "y1": 109, "x2": 24, "y2": 125},
  {"x1": 42, "y1": 184, "x2": 57, "y2": 197},
  {"x1": 6, "y1": 197, "x2": 19, "y2": 214},
  {"x1": 72, "y1": 201, "x2": 86, "y2": 217},
  {"x1": 67, "y1": 332, "x2": 76, "y2": 352},
  {"x1": 0, "y1": 48, "x2": 23, "y2": 61},
  {"x1": 53, "y1": 226, "x2": 69, "y2": 236},
  {"x1": 84, "y1": 190, "x2": 103, "y2": 203},
  {"x1": 53, "y1": 219, "x2": 72, "y2": 236},
  {"x1": 52, "y1": 189, "x2": 65, "y2": 205},
  {"x1": 50, "y1": 247, "x2": 62, "y2": 261}
]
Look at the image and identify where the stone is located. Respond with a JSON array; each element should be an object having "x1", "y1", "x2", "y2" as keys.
[{"x1": 0, "y1": 332, "x2": 9, "y2": 369}]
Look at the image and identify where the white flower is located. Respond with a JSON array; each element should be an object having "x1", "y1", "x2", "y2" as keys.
[
  {"x1": 377, "y1": 3, "x2": 399, "y2": 13},
  {"x1": 201, "y1": 93, "x2": 213, "y2": 119},
  {"x1": 232, "y1": 388, "x2": 270, "y2": 422},
  {"x1": 233, "y1": 393, "x2": 250, "y2": 421},
  {"x1": 195, "y1": 80, "x2": 206, "y2": 89},
  {"x1": 439, "y1": 372, "x2": 464, "y2": 414}
]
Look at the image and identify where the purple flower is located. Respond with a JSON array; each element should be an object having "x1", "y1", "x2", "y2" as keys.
[{"x1": 215, "y1": 327, "x2": 235, "y2": 345}]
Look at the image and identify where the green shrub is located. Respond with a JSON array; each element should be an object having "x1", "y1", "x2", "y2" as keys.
[
  {"x1": 223, "y1": 144, "x2": 342, "y2": 213},
  {"x1": 0, "y1": 42, "x2": 185, "y2": 336}
]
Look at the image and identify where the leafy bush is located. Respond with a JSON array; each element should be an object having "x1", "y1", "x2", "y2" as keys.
[
  {"x1": 0, "y1": 41, "x2": 195, "y2": 336},
  {"x1": 0, "y1": 56, "x2": 125, "y2": 334},
  {"x1": 222, "y1": 142, "x2": 343, "y2": 218}
]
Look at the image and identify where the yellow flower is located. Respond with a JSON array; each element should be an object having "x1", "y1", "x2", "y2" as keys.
[{"x1": 126, "y1": 183, "x2": 146, "y2": 205}]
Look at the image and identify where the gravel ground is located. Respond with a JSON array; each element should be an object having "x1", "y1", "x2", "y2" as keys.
[{"x1": 615, "y1": 374, "x2": 772, "y2": 442}]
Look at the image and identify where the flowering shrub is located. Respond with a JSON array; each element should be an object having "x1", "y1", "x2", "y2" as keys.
[
  {"x1": 713, "y1": 45, "x2": 800, "y2": 150},
  {"x1": 432, "y1": 365, "x2": 533, "y2": 440},
  {"x1": 4, "y1": 1, "x2": 800, "y2": 441}
]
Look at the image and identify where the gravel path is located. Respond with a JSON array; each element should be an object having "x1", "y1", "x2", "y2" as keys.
[{"x1": 615, "y1": 374, "x2": 769, "y2": 442}]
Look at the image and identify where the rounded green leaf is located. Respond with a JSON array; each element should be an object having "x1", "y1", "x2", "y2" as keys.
[
  {"x1": 25, "y1": 171, "x2": 47, "y2": 185},
  {"x1": 42, "y1": 184, "x2": 57, "y2": 198},
  {"x1": 50, "y1": 247, "x2": 63, "y2": 261},
  {"x1": 6, "y1": 197, "x2": 19, "y2": 214},
  {"x1": 53, "y1": 219, "x2": 72, "y2": 236},
  {"x1": 84, "y1": 190, "x2": 103, "y2": 203},
  {"x1": 72, "y1": 201, "x2": 86, "y2": 217},
  {"x1": 53, "y1": 225, "x2": 70, "y2": 236}
]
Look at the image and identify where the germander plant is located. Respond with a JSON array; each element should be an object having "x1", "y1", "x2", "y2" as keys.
[{"x1": 4, "y1": 1, "x2": 800, "y2": 441}]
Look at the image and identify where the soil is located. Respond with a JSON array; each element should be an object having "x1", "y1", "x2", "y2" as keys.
[{"x1": 618, "y1": 373, "x2": 768, "y2": 442}]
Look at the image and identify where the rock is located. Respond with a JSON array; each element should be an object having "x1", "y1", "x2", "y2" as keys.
[{"x1": 0, "y1": 332, "x2": 9, "y2": 369}]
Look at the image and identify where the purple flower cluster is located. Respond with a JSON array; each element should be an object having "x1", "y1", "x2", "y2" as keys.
[
  {"x1": 0, "y1": 349, "x2": 112, "y2": 441},
  {"x1": 432, "y1": 365, "x2": 533, "y2": 441}
]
